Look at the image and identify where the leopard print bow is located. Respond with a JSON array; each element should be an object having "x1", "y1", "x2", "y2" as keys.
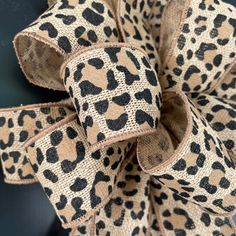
[{"x1": 0, "y1": 0, "x2": 236, "y2": 235}]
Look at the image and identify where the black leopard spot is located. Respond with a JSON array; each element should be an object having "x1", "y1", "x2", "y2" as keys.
[
  {"x1": 18, "y1": 110, "x2": 36, "y2": 126},
  {"x1": 56, "y1": 195, "x2": 67, "y2": 210},
  {"x1": 91, "y1": 150, "x2": 101, "y2": 160},
  {"x1": 195, "y1": 43, "x2": 217, "y2": 61},
  {"x1": 75, "y1": 26, "x2": 86, "y2": 38},
  {"x1": 199, "y1": 176, "x2": 217, "y2": 194},
  {"x1": 172, "y1": 159, "x2": 186, "y2": 171},
  {"x1": 19, "y1": 130, "x2": 28, "y2": 142},
  {"x1": 126, "y1": 51, "x2": 140, "y2": 69},
  {"x1": 135, "y1": 89, "x2": 152, "y2": 104},
  {"x1": 82, "y1": 8, "x2": 104, "y2": 26},
  {"x1": 46, "y1": 147, "x2": 59, "y2": 163},
  {"x1": 79, "y1": 81, "x2": 102, "y2": 97},
  {"x1": 219, "y1": 177, "x2": 230, "y2": 189},
  {"x1": 177, "y1": 34, "x2": 186, "y2": 50},
  {"x1": 44, "y1": 187, "x2": 53, "y2": 198},
  {"x1": 88, "y1": 58, "x2": 104, "y2": 69},
  {"x1": 195, "y1": 25, "x2": 206, "y2": 35},
  {"x1": 229, "y1": 18, "x2": 236, "y2": 37},
  {"x1": 91, "y1": 2, "x2": 104, "y2": 13},
  {"x1": 190, "y1": 142, "x2": 200, "y2": 154},
  {"x1": 0, "y1": 117, "x2": 6, "y2": 126},
  {"x1": 193, "y1": 195, "x2": 207, "y2": 202},
  {"x1": 55, "y1": 14, "x2": 76, "y2": 25},
  {"x1": 133, "y1": 26, "x2": 142, "y2": 40},
  {"x1": 176, "y1": 54, "x2": 184, "y2": 66},
  {"x1": 75, "y1": 141, "x2": 86, "y2": 164},
  {"x1": 90, "y1": 171, "x2": 110, "y2": 208},
  {"x1": 104, "y1": 47, "x2": 121, "y2": 63},
  {"x1": 116, "y1": 66, "x2": 140, "y2": 85},
  {"x1": 77, "y1": 37, "x2": 91, "y2": 46},
  {"x1": 212, "y1": 161, "x2": 226, "y2": 173},
  {"x1": 107, "y1": 70, "x2": 118, "y2": 90},
  {"x1": 106, "y1": 113, "x2": 128, "y2": 131},
  {"x1": 187, "y1": 166, "x2": 198, "y2": 175},
  {"x1": 36, "y1": 148, "x2": 44, "y2": 165},
  {"x1": 58, "y1": 36, "x2": 72, "y2": 53},
  {"x1": 82, "y1": 116, "x2": 93, "y2": 135},
  {"x1": 71, "y1": 197, "x2": 86, "y2": 220},
  {"x1": 104, "y1": 26, "x2": 112, "y2": 37},
  {"x1": 50, "y1": 130, "x2": 63, "y2": 146},
  {"x1": 43, "y1": 169, "x2": 58, "y2": 183},
  {"x1": 112, "y1": 93, "x2": 131, "y2": 106},
  {"x1": 163, "y1": 220, "x2": 173, "y2": 230},
  {"x1": 141, "y1": 56, "x2": 151, "y2": 68},
  {"x1": 145, "y1": 69, "x2": 157, "y2": 86},
  {"x1": 8, "y1": 151, "x2": 20, "y2": 163},
  {"x1": 135, "y1": 110, "x2": 154, "y2": 127},
  {"x1": 94, "y1": 99, "x2": 109, "y2": 114},
  {"x1": 73, "y1": 63, "x2": 85, "y2": 82},
  {"x1": 58, "y1": 0, "x2": 75, "y2": 9},
  {"x1": 200, "y1": 212, "x2": 211, "y2": 226},
  {"x1": 39, "y1": 22, "x2": 58, "y2": 38},
  {"x1": 66, "y1": 127, "x2": 78, "y2": 139},
  {"x1": 70, "y1": 177, "x2": 88, "y2": 192},
  {"x1": 213, "y1": 54, "x2": 223, "y2": 66},
  {"x1": 214, "y1": 14, "x2": 227, "y2": 29},
  {"x1": 184, "y1": 65, "x2": 200, "y2": 81},
  {"x1": 97, "y1": 132, "x2": 105, "y2": 142},
  {"x1": 196, "y1": 153, "x2": 206, "y2": 167},
  {"x1": 0, "y1": 132, "x2": 14, "y2": 149},
  {"x1": 61, "y1": 160, "x2": 77, "y2": 173}
]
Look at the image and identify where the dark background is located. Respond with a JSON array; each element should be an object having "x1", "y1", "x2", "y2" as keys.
[
  {"x1": 0, "y1": 0, "x2": 67, "y2": 235},
  {"x1": 0, "y1": 0, "x2": 235, "y2": 235}
]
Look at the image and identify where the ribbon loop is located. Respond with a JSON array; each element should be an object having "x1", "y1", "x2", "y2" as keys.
[
  {"x1": 25, "y1": 114, "x2": 135, "y2": 228},
  {"x1": 138, "y1": 90, "x2": 236, "y2": 215},
  {"x1": 160, "y1": 0, "x2": 236, "y2": 93},
  {"x1": 151, "y1": 178, "x2": 236, "y2": 236},
  {"x1": 117, "y1": 0, "x2": 161, "y2": 71},
  {"x1": 61, "y1": 44, "x2": 162, "y2": 149},
  {"x1": 0, "y1": 101, "x2": 73, "y2": 184},
  {"x1": 14, "y1": 0, "x2": 119, "y2": 90}
]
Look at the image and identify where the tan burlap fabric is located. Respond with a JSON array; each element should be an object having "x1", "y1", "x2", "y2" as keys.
[{"x1": 0, "y1": 0, "x2": 235, "y2": 235}]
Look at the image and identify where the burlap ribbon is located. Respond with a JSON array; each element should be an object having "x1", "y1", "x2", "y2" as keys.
[{"x1": 0, "y1": 0, "x2": 236, "y2": 235}]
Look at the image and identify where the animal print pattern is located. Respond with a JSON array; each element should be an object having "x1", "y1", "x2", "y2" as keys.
[
  {"x1": 62, "y1": 44, "x2": 162, "y2": 148},
  {"x1": 160, "y1": 0, "x2": 236, "y2": 93},
  {"x1": 94, "y1": 153, "x2": 151, "y2": 236},
  {"x1": 151, "y1": 178, "x2": 236, "y2": 236},
  {"x1": 117, "y1": 0, "x2": 161, "y2": 72},
  {"x1": 26, "y1": 114, "x2": 135, "y2": 228},
  {"x1": 0, "y1": 101, "x2": 73, "y2": 184},
  {"x1": 149, "y1": 205, "x2": 162, "y2": 236},
  {"x1": 0, "y1": 0, "x2": 235, "y2": 234},
  {"x1": 14, "y1": 0, "x2": 119, "y2": 90},
  {"x1": 191, "y1": 93, "x2": 236, "y2": 161},
  {"x1": 149, "y1": 0, "x2": 168, "y2": 52},
  {"x1": 70, "y1": 153, "x2": 162, "y2": 236},
  {"x1": 69, "y1": 217, "x2": 94, "y2": 236},
  {"x1": 211, "y1": 65, "x2": 236, "y2": 101},
  {"x1": 138, "y1": 90, "x2": 236, "y2": 215}
]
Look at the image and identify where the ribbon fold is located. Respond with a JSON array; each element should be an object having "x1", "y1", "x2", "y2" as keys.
[{"x1": 0, "y1": 0, "x2": 236, "y2": 235}]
